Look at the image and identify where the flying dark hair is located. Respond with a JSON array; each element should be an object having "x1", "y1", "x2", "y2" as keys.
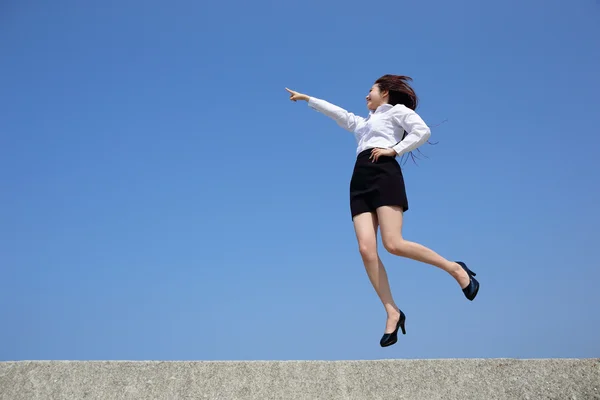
[
  {"x1": 374, "y1": 74, "x2": 438, "y2": 165},
  {"x1": 374, "y1": 74, "x2": 418, "y2": 110}
]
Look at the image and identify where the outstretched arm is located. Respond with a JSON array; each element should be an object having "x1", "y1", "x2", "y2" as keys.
[
  {"x1": 390, "y1": 104, "x2": 431, "y2": 157},
  {"x1": 307, "y1": 97, "x2": 365, "y2": 133},
  {"x1": 286, "y1": 88, "x2": 364, "y2": 133}
]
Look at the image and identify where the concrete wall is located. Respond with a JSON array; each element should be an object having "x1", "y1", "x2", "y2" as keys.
[{"x1": 1, "y1": 359, "x2": 598, "y2": 399}]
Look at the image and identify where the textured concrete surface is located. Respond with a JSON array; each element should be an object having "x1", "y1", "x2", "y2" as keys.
[{"x1": 1, "y1": 359, "x2": 599, "y2": 400}]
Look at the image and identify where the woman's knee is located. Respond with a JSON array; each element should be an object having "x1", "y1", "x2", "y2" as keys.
[
  {"x1": 382, "y1": 236, "x2": 407, "y2": 256},
  {"x1": 358, "y1": 241, "x2": 378, "y2": 262}
]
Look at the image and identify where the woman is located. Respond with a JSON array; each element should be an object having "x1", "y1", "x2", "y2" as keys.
[{"x1": 285, "y1": 75, "x2": 479, "y2": 348}]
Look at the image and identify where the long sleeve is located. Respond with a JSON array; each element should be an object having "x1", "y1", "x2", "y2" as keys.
[
  {"x1": 391, "y1": 104, "x2": 431, "y2": 157},
  {"x1": 307, "y1": 97, "x2": 365, "y2": 133}
]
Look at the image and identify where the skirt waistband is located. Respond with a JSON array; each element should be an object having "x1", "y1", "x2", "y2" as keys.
[{"x1": 356, "y1": 147, "x2": 397, "y2": 162}]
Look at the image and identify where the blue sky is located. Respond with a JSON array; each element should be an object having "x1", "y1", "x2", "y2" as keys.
[{"x1": 1, "y1": 0, "x2": 599, "y2": 361}]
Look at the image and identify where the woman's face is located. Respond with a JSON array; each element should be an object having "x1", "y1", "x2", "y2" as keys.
[{"x1": 366, "y1": 84, "x2": 388, "y2": 111}]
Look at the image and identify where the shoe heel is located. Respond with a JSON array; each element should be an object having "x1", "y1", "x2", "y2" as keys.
[
  {"x1": 457, "y1": 261, "x2": 475, "y2": 276},
  {"x1": 399, "y1": 311, "x2": 406, "y2": 335}
]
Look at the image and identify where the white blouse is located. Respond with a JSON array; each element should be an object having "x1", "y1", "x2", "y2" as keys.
[{"x1": 307, "y1": 97, "x2": 431, "y2": 157}]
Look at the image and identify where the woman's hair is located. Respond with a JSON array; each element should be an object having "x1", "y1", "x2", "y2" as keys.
[
  {"x1": 375, "y1": 74, "x2": 438, "y2": 165},
  {"x1": 374, "y1": 74, "x2": 418, "y2": 110}
]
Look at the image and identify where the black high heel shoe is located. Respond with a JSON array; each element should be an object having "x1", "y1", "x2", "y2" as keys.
[
  {"x1": 380, "y1": 309, "x2": 406, "y2": 347},
  {"x1": 457, "y1": 261, "x2": 479, "y2": 301}
]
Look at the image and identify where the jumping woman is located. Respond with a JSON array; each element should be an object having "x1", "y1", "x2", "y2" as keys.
[{"x1": 285, "y1": 75, "x2": 479, "y2": 348}]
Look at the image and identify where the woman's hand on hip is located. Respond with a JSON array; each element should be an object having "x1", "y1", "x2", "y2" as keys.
[
  {"x1": 370, "y1": 147, "x2": 397, "y2": 162},
  {"x1": 285, "y1": 88, "x2": 309, "y2": 102}
]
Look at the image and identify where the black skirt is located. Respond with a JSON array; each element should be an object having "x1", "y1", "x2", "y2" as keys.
[{"x1": 349, "y1": 148, "x2": 409, "y2": 219}]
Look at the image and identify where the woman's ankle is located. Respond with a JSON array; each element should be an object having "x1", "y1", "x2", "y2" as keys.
[
  {"x1": 448, "y1": 262, "x2": 470, "y2": 286},
  {"x1": 384, "y1": 304, "x2": 400, "y2": 315}
]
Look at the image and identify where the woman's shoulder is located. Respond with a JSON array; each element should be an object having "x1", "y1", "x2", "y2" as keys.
[
  {"x1": 391, "y1": 103, "x2": 415, "y2": 114},
  {"x1": 390, "y1": 103, "x2": 422, "y2": 120}
]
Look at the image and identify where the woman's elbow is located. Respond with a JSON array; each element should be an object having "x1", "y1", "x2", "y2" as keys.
[{"x1": 421, "y1": 127, "x2": 431, "y2": 142}]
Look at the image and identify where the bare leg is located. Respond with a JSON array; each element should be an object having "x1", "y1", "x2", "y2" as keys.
[
  {"x1": 376, "y1": 205, "x2": 470, "y2": 288},
  {"x1": 352, "y1": 211, "x2": 401, "y2": 334}
]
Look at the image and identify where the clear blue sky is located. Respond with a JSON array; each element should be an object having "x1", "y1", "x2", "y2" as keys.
[{"x1": 2, "y1": 0, "x2": 599, "y2": 361}]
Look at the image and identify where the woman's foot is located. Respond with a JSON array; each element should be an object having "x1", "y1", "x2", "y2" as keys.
[
  {"x1": 450, "y1": 262, "x2": 471, "y2": 289},
  {"x1": 455, "y1": 261, "x2": 479, "y2": 301},
  {"x1": 385, "y1": 308, "x2": 401, "y2": 333},
  {"x1": 380, "y1": 308, "x2": 406, "y2": 347}
]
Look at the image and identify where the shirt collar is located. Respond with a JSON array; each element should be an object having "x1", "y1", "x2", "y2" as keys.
[{"x1": 368, "y1": 103, "x2": 393, "y2": 116}]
